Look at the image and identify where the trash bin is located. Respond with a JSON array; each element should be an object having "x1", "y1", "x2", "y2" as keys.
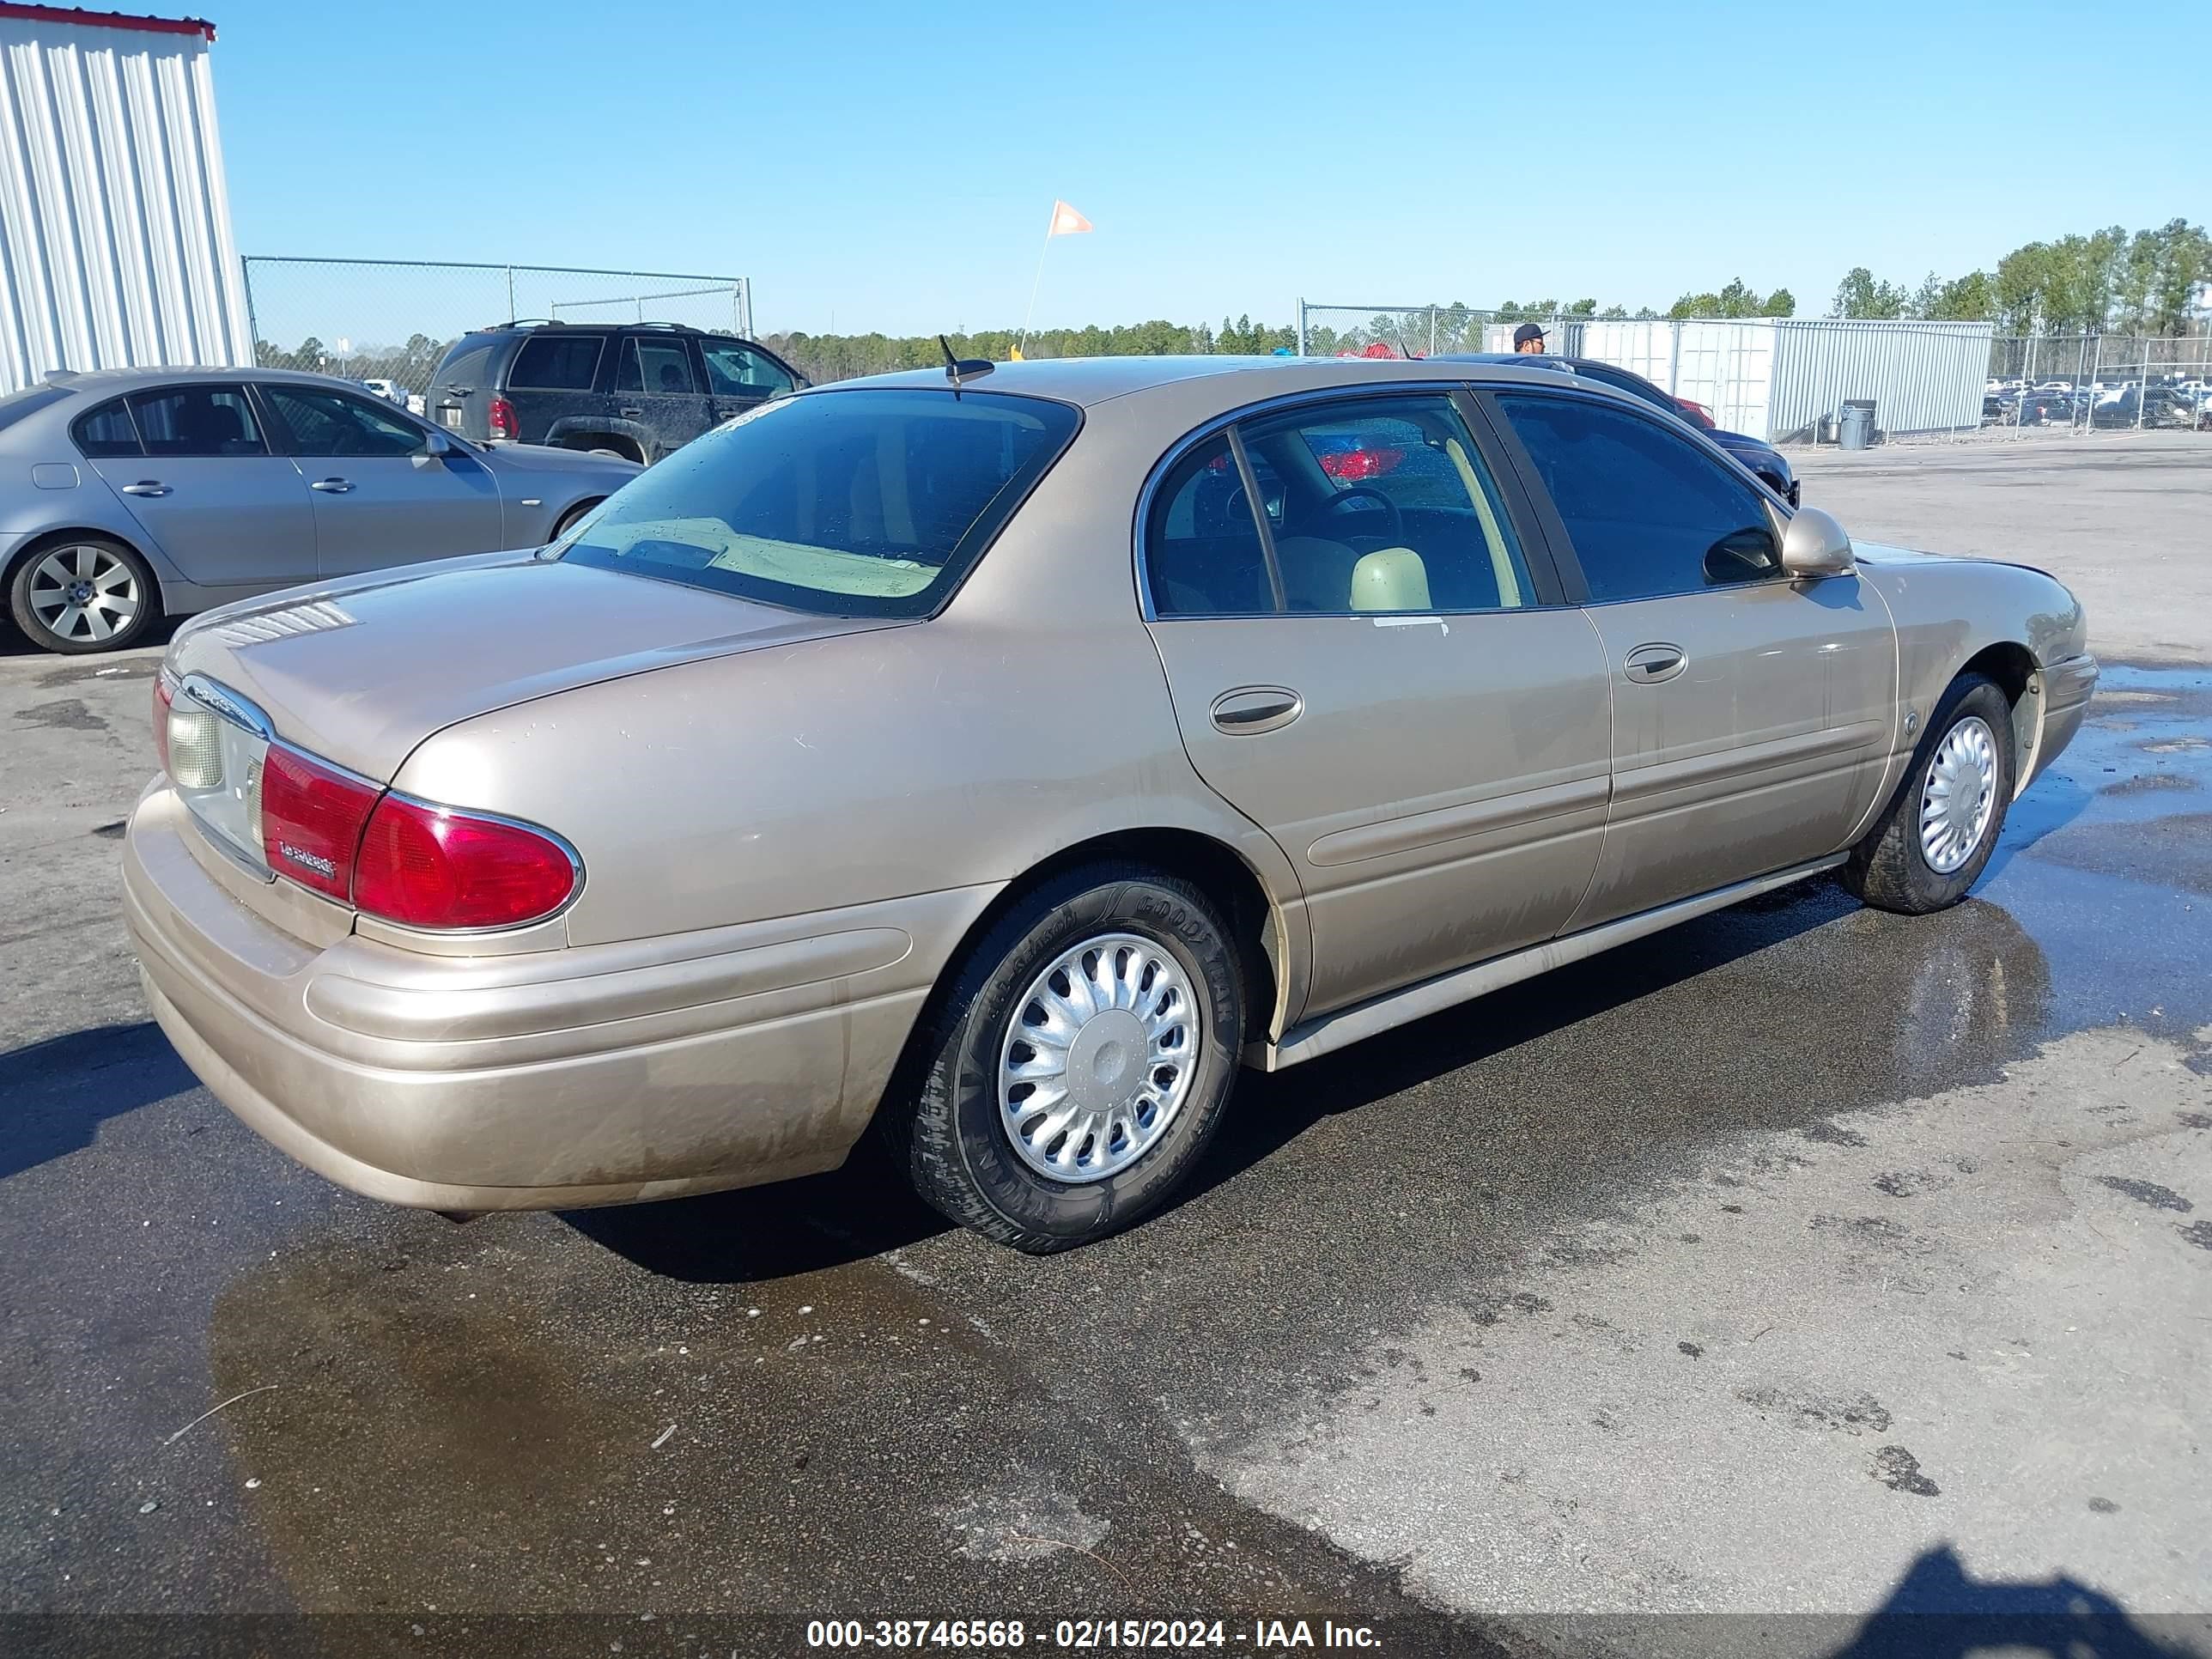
[{"x1": 1838, "y1": 399, "x2": 1876, "y2": 450}]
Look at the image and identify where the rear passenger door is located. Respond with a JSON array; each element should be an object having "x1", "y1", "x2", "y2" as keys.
[
  {"x1": 611, "y1": 335, "x2": 713, "y2": 459},
  {"x1": 74, "y1": 385, "x2": 317, "y2": 588},
  {"x1": 1143, "y1": 390, "x2": 1613, "y2": 1019},
  {"x1": 1486, "y1": 387, "x2": 1898, "y2": 929}
]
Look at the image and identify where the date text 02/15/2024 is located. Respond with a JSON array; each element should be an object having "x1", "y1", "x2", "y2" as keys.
[{"x1": 805, "y1": 1618, "x2": 1384, "y2": 1649}]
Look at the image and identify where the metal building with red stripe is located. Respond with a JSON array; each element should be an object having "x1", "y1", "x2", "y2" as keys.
[{"x1": 0, "y1": 5, "x2": 251, "y2": 392}]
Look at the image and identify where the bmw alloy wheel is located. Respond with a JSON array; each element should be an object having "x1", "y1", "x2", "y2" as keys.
[{"x1": 27, "y1": 544, "x2": 143, "y2": 646}]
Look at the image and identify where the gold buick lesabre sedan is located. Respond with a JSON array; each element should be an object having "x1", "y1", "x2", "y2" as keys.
[{"x1": 123, "y1": 356, "x2": 2097, "y2": 1252}]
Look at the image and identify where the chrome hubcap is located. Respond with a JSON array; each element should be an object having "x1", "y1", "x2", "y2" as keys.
[
  {"x1": 1919, "y1": 715, "x2": 1998, "y2": 874},
  {"x1": 998, "y1": 932, "x2": 1199, "y2": 1183},
  {"x1": 27, "y1": 545, "x2": 139, "y2": 643}
]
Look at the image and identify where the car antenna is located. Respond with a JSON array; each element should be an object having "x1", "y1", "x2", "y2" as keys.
[{"x1": 939, "y1": 335, "x2": 994, "y2": 397}]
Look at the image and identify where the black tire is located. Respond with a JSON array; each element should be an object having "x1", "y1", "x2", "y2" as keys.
[
  {"x1": 885, "y1": 862, "x2": 1246, "y2": 1254},
  {"x1": 7, "y1": 534, "x2": 160, "y2": 655},
  {"x1": 1843, "y1": 674, "x2": 2014, "y2": 915}
]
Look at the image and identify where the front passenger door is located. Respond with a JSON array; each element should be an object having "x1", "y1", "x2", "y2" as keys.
[
  {"x1": 1144, "y1": 392, "x2": 1613, "y2": 1019},
  {"x1": 1489, "y1": 389, "x2": 1899, "y2": 931},
  {"x1": 700, "y1": 335, "x2": 797, "y2": 425},
  {"x1": 258, "y1": 384, "x2": 505, "y2": 576}
]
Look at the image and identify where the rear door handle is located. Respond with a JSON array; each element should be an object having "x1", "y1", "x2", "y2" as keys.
[
  {"x1": 1210, "y1": 686, "x2": 1303, "y2": 735},
  {"x1": 1623, "y1": 643, "x2": 1686, "y2": 684},
  {"x1": 120, "y1": 480, "x2": 170, "y2": 496},
  {"x1": 618, "y1": 406, "x2": 644, "y2": 417},
  {"x1": 309, "y1": 477, "x2": 355, "y2": 494}
]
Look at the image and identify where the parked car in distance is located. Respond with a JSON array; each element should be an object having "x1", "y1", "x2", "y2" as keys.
[
  {"x1": 124, "y1": 355, "x2": 2094, "y2": 1253},
  {"x1": 1, "y1": 368, "x2": 638, "y2": 653},
  {"x1": 424, "y1": 321, "x2": 807, "y2": 465},
  {"x1": 360, "y1": 379, "x2": 404, "y2": 403},
  {"x1": 2092, "y1": 386, "x2": 2196, "y2": 428},
  {"x1": 1434, "y1": 353, "x2": 1798, "y2": 505}
]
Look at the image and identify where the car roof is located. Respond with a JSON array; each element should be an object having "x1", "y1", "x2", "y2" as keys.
[
  {"x1": 823, "y1": 354, "x2": 1594, "y2": 410},
  {"x1": 40, "y1": 365, "x2": 402, "y2": 396}
]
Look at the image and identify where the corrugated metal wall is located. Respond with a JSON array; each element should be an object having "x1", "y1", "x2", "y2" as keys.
[
  {"x1": 0, "y1": 15, "x2": 252, "y2": 394},
  {"x1": 1766, "y1": 319, "x2": 1990, "y2": 441}
]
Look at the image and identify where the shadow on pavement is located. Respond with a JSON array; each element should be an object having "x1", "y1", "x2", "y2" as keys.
[
  {"x1": 1826, "y1": 1544, "x2": 2203, "y2": 1658},
  {"x1": 0, "y1": 1019, "x2": 196, "y2": 1181}
]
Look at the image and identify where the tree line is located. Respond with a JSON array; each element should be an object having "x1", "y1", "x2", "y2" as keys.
[{"x1": 1830, "y1": 218, "x2": 2209, "y2": 334}]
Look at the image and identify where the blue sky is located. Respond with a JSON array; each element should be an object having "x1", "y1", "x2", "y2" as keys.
[{"x1": 209, "y1": 0, "x2": 2201, "y2": 337}]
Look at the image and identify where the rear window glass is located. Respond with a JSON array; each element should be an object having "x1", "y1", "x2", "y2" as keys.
[
  {"x1": 0, "y1": 383, "x2": 72, "y2": 434},
  {"x1": 431, "y1": 340, "x2": 495, "y2": 391},
  {"x1": 508, "y1": 334, "x2": 605, "y2": 391},
  {"x1": 554, "y1": 388, "x2": 1079, "y2": 619}
]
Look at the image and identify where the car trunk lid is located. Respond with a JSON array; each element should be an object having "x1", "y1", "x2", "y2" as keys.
[{"x1": 166, "y1": 551, "x2": 904, "y2": 783}]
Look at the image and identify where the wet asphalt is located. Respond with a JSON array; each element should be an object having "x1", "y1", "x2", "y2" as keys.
[{"x1": 3, "y1": 441, "x2": 2209, "y2": 1659}]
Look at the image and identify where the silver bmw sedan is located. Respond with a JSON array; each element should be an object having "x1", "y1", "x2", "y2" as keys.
[{"x1": 2, "y1": 367, "x2": 639, "y2": 653}]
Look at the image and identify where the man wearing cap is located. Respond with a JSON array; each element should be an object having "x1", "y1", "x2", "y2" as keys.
[{"x1": 1513, "y1": 324, "x2": 1547, "y2": 356}]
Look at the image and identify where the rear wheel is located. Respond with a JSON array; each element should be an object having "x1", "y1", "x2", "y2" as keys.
[
  {"x1": 887, "y1": 863, "x2": 1245, "y2": 1253},
  {"x1": 8, "y1": 535, "x2": 158, "y2": 654},
  {"x1": 1843, "y1": 674, "x2": 2014, "y2": 915}
]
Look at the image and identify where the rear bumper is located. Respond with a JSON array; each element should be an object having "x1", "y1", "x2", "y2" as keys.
[{"x1": 123, "y1": 784, "x2": 995, "y2": 1210}]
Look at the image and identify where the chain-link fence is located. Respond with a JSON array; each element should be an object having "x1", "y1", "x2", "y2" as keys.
[
  {"x1": 1980, "y1": 333, "x2": 2212, "y2": 434},
  {"x1": 240, "y1": 258, "x2": 752, "y2": 404}
]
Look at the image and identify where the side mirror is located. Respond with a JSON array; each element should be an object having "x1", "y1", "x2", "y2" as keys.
[
  {"x1": 421, "y1": 429, "x2": 455, "y2": 459},
  {"x1": 1780, "y1": 505, "x2": 1854, "y2": 578}
]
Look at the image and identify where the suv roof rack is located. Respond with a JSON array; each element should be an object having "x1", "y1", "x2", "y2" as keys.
[{"x1": 472, "y1": 319, "x2": 713, "y2": 334}]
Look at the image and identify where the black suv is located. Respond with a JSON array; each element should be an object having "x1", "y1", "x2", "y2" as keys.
[{"x1": 424, "y1": 322, "x2": 806, "y2": 464}]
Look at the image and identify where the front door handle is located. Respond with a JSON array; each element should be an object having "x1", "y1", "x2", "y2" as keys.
[
  {"x1": 618, "y1": 406, "x2": 644, "y2": 417},
  {"x1": 120, "y1": 480, "x2": 170, "y2": 497},
  {"x1": 1210, "y1": 686, "x2": 1303, "y2": 735},
  {"x1": 1623, "y1": 643, "x2": 1686, "y2": 684},
  {"x1": 309, "y1": 477, "x2": 355, "y2": 494}
]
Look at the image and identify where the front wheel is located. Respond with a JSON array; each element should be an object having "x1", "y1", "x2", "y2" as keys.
[
  {"x1": 1843, "y1": 674, "x2": 2015, "y2": 915},
  {"x1": 888, "y1": 864, "x2": 1246, "y2": 1253}
]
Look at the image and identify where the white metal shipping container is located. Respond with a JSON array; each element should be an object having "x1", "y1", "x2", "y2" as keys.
[{"x1": 0, "y1": 4, "x2": 252, "y2": 394}]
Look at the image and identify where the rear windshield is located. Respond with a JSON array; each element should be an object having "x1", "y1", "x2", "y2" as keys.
[
  {"x1": 0, "y1": 383, "x2": 73, "y2": 433},
  {"x1": 552, "y1": 388, "x2": 1079, "y2": 618},
  {"x1": 431, "y1": 339, "x2": 496, "y2": 392}
]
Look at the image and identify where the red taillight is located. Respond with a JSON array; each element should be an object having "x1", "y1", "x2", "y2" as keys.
[
  {"x1": 1317, "y1": 446, "x2": 1405, "y2": 482},
  {"x1": 353, "y1": 796, "x2": 576, "y2": 930},
  {"x1": 152, "y1": 673, "x2": 174, "y2": 776},
  {"x1": 258, "y1": 745, "x2": 378, "y2": 902},
  {"x1": 487, "y1": 394, "x2": 518, "y2": 441}
]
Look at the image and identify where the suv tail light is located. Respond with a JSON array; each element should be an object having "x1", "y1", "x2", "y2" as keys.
[
  {"x1": 353, "y1": 796, "x2": 578, "y2": 930},
  {"x1": 487, "y1": 394, "x2": 518, "y2": 441},
  {"x1": 259, "y1": 746, "x2": 378, "y2": 902}
]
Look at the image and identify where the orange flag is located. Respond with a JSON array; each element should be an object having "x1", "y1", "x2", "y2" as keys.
[{"x1": 1047, "y1": 200, "x2": 1094, "y2": 238}]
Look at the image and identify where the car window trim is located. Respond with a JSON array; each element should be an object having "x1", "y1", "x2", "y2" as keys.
[
  {"x1": 1472, "y1": 382, "x2": 1795, "y2": 609},
  {"x1": 1135, "y1": 381, "x2": 1574, "y2": 622},
  {"x1": 123, "y1": 381, "x2": 272, "y2": 460}
]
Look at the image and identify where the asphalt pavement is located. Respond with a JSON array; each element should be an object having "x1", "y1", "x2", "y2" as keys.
[{"x1": 3, "y1": 435, "x2": 2208, "y2": 1659}]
